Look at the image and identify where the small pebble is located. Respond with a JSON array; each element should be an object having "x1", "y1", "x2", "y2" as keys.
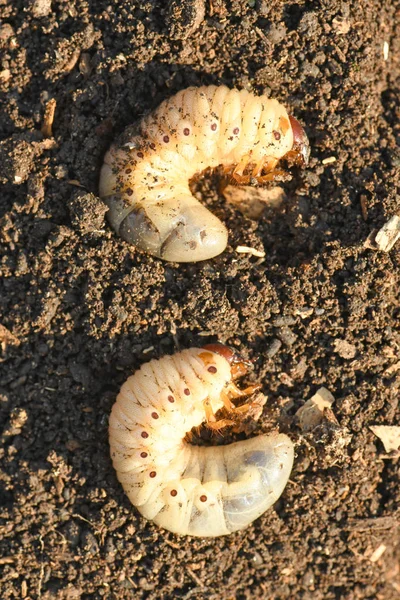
[
  {"x1": 266, "y1": 338, "x2": 282, "y2": 358},
  {"x1": 333, "y1": 339, "x2": 356, "y2": 359}
]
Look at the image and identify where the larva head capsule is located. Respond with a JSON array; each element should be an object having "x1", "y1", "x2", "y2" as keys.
[
  {"x1": 202, "y1": 343, "x2": 252, "y2": 378},
  {"x1": 287, "y1": 116, "x2": 310, "y2": 166}
]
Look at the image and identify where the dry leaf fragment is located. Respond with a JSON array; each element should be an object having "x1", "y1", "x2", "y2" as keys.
[
  {"x1": 369, "y1": 425, "x2": 400, "y2": 453},
  {"x1": 369, "y1": 543, "x2": 387, "y2": 563},
  {"x1": 223, "y1": 185, "x2": 286, "y2": 219},
  {"x1": 374, "y1": 215, "x2": 400, "y2": 252},
  {"x1": 295, "y1": 387, "x2": 337, "y2": 431}
]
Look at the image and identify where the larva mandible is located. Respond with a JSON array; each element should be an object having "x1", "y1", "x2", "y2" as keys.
[
  {"x1": 99, "y1": 85, "x2": 310, "y2": 262},
  {"x1": 109, "y1": 344, "x2": 294, "y2": 537}
]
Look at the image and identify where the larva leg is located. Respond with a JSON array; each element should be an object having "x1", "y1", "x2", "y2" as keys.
[
  {"x1": 255, "y1": 170, "x2": 287, "y2": 184},
  {"x1": 251, "y1": 158, "x2": 268, "y2": 178},
  {"x1": 233, "y1": 156, "x2": 250, "y2": 177},
  {"x1": 203, "y1": 398, "x2": 216, "y2": 422},
  {"x1": 207, "y1": 418, "x2": 235, "y2": 431},
  {"x1": 207, "y1": 419, "x2": 235, "y2": 431},
  {"x1": 226, "y1": 381, "x2": 261, "y2": 399},
  {"x1": 231, "y1": 172, "x2": 252, "y2": 185},
  {"x1": 221, "y1": 390, "x2": 235, "y2": 411},
  {"x1": 260, "y1": 157, "x2": 279, "y2": 175}
]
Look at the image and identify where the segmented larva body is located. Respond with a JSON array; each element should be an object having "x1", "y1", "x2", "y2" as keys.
[
  {"x1": 109, "y1": 345, "x2": 294, "y2": 537},
  {"x1": 99, "y1": 85, "x2": 310, "y2": 262}
]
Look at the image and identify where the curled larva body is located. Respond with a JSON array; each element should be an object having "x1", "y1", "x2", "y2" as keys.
[
  {"x1": 99, "y1": 85, "x2": 310, "y2": 262},
  {"x1": 109, "y1": 346, "x2": 294, "y2": 537}
]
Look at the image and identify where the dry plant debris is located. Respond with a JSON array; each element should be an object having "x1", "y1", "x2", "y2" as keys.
[
  {"x1": 369, "y1": 425, "x2": 400, "y2": 455},
  {"x1": 295, "y1": 387, "x2": 338, "y2": 432}
]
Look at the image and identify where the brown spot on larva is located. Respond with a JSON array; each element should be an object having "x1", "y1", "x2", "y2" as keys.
[
  {"x1": 233, "y1": 127, "x2": 240, "y2": 135},
  {"x1": 137, "y1": 151, "x2": 144, "y2": 158},
  {"x1": 200, "y1": 230, "x2": 207, "y2": 241},
  {"x1": 211, "y1": 123, "x2": 217, "y2": 131},
  {"x1": 183, "y1": 128, "x2": 190, "y2": 136},
  {"x1": 149, "y1": 471, "x2": 157, "y2": 478},
  {"x1": 208, "y1": 365, "x2": 217, "y2": 373},
  {"x1": 150, "y1": 142, "x2": 156, "y2": 150},
  {"x1": 168, "y1": 395, "x2": 175, "y2": 403},
  {"x1": 163, "y1": 135, "x2": 170, "y2": 143},
  {"x1": 170, "y1": 489, "x2": 178, "y2": 497},
  {"x1": 141, "y1": 431, "x2": 149, "y2": 439},
  {"x1": 125, "y1": 168, "x2": 132, "y2": 174},
  {"x1": 140, "y1": 451, "x2": 148, "y2": 458},
  {"x1": 151, "y1": 412, "x2": 159, "y2": 419},
  {"x1": 189, "y1": 240, "x2": 197, "y2": 250},
  {"x1": 200, "y1": 495, "x2": 207, "y2": 502},
  {"x1": 126, "y1": 188, "x2": 133, "y2": 197},
  {"x1": 184, "y1": 388, "x2": 190, "y2": 396},
  {"x1": 273, "y1": 130, "x2": 281, "y2": 140}
]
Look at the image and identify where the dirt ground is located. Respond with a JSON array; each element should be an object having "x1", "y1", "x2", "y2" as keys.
[{"x1": 1, "y1": 1, "x2": 400, "y2": 598}]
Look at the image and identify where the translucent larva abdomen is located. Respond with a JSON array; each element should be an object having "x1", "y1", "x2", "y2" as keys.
[
  {"x1": 109, "y1": 346, "x2": 294, "y2": 537},
  {"x1": 99, "y1": 85, "x2": 310, "y2": 262}
]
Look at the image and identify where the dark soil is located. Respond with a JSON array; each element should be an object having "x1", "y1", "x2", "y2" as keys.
[{"x1": 1, "y1": 1, "x2": 400, "y2": 599}]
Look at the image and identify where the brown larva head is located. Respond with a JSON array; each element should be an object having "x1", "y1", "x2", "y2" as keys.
[
  {"x1": 202, "y1": 343, "x2": 252, "y2": 378},
  {"x1": 287, "y1": 116, "x2": 310, "y2": 166}
]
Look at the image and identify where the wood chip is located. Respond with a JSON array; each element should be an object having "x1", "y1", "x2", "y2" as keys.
[
  {"x1": 369, "y1": 543, "x2": 387, "y2": 563},
  {"x1": 235, "y1": 245, "x2": 265, "y2": 258},
  {"x1": 142, "y1": 346, "x2": 155, "y2": 354},
  {"x1": 370, "y1": 425, "x2": 400, "y2": 453},
  {"x1": 41, "y1": 98, "x2": 56, "y2": 138},
  {"x1": 374, "y1": 215, "x2": 400, "y2": 252}
]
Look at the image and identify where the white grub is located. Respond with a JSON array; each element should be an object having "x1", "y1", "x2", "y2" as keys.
[
  {"x1": 109, "y1": 345, "x2": 294, "y2": 537},
  {"x1": 295, "y1": 387, "x2": 336, "y2": 432},
  {"x1": 370, "y1": 425, "x2": 400, "y2": 454},
  {"x1": 99, "y1": 85, "x2": 310, "y2": 262},
  {"x1": 374, "y1": 215, "x2": 400, "y2": 252}
]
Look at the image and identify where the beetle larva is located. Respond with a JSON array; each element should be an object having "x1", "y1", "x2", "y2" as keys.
[
  {"x1": 109, "y1": 344, "x2": 294, "y2": 537},
  {"x1": 99, "y1": 85, "x2": 310, "y2": 262}
]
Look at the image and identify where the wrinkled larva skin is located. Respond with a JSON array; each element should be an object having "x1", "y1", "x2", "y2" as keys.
[
  {"x1": 109, "y1": 347, "x2": 294, "y2": 537},
  {"x1": 99, "y1": 85, "x2": 310, "y2": 262}
]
